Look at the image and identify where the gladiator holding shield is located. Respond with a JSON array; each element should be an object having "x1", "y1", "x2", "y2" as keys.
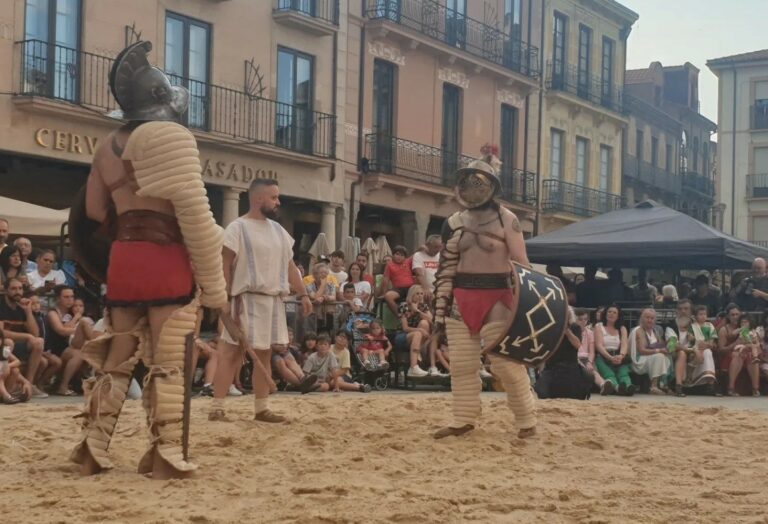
[
  {"x1": 433, "y1": 147, "x2": 567, "y2": 440},
  {"x1": 69, "y1": 41, "x2": 227, "y2": 479}
]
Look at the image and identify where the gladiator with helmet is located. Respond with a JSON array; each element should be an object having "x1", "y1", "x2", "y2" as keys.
[
  {"x1": 68, "y1": 41, "x2": 227, "y2": 479},
  {"x1": 433, "y1": 144, "x2": 537, "y2": 440}
]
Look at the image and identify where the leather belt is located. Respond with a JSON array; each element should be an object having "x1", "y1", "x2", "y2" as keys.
[
  {"x1": 114, "y1": 210, "x2": 183, "y2": 244},
  {"x1": 453, "y1": 272, "x2": 512, "y2": 289}
]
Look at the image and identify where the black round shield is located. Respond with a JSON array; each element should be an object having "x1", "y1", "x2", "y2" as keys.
[{"x1": 68, "y1": 186, "x2": 111, "y2": 284}]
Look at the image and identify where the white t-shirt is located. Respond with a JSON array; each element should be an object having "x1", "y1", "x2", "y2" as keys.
[
  {"x1": 224, "y1": 217, "x2": 295, "y2": 296},
  {"x1": 411, "y1": 251, "x2": 440, "y2": 289},
  {"x1": 352, "y1": 280, "x2": 372, "y2": 298},
  {"x1": 330, "y1": 269, "x2": 348, "y2": 287},
  {"x1": 27, "y1": 269, "x2": 66, "y2": 290}
]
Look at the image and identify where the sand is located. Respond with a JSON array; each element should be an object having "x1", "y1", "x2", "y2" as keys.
[{"x1": 2, "y1": 393, "x2": 768, "y2": 524}]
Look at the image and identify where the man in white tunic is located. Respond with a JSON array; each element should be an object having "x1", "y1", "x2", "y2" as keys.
[{"x1": 210, "y1": 179, "x2": 312, "y2": 422}]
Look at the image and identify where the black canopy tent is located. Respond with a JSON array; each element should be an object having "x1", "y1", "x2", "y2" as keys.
[{"x1": 526, "y1": 201, "x2": 768, "y2": 270}]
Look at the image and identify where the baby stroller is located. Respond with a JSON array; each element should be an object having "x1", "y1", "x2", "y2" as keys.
[{"x1": 345, "y1": 311, "x2": 390, "y2": 391}]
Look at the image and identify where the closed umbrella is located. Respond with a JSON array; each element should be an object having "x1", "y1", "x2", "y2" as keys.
[
  {"x1": 341, "y1": 236, "x2": 361, "y2": 266},
  {"x1": 308, "y1": 233, "x2": 330, "y2": 271},
  {"x1": 375, "y1": 235, "x2": 392, "y2": 261},
  {"x1": 361, "y1": 237, "x2": 378, "y2": 274}
]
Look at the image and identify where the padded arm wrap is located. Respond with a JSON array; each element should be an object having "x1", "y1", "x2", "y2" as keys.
[
  {"x1": 123, "y1": 122, "x2": 227, "y2": 309},
  {"x1": 434, "y1": 213, "x2": 463, "y2": 327}
]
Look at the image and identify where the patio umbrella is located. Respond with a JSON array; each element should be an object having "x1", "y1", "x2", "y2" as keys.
[
  {"x1": 375, "y1": 235, "x2": 393, "y2": 262},
  {"x1": 307, "y1": 233, "x2": 330, "y2": 271},
  {"x1": 341, "y1": 236, "x2": 361, "y2": 266},
  {"x1": 361, "y1": 237, "x2": 378, "y2": 274}
]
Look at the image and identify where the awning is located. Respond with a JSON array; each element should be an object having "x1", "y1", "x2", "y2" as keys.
[{"x1": 0, "y1": 196, "x2": 69, "y2": 237}]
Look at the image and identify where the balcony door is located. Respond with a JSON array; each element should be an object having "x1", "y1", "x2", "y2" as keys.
[
  {"x1": 445, "y1": 0, "x2": 467, "y2": 50},
  {"x1": 277, "y1": 47, "x2": 314, "y2": 154},
  {"x1": 24, "y1": 0, "x2": 81, "y2": 102},
  {"x1": 500, "y1": 104, "x2": 517, "y2": 196},
  {"x1": 577, "y1": 25, "x2": 591, "y2": 99},
  {"x1": 442, "y1": 83, "x2": 462, "y2": 182},
  {"x1": 165, "y1": 13, "x2": 211, "y2": 129},
  {"x1": 552, "y1": 12, "x2": 567, "y2": 88},
  {"x1": 372, "y1": 59, "x2": 396, "y2": 173},
  {"x1": 278, "y1": 0, "x2": 316, "y2": 17}
]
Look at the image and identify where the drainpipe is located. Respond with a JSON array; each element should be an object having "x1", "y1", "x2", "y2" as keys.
[
  {"x1": 533, "y1": 0, "x2": 545, "y2": 236},
  {"x1": 730, "y1": 67, "x2": 737, "y2": 236},
  {"x1": 349, "y1": 11, "x2": 367, "y2": 237},
  {"x1": 522, "y1": 0, "x2": 532, "y2": 175},
  {"x1": 330, "y1": 22, "x2": 338, "y2": 182}
]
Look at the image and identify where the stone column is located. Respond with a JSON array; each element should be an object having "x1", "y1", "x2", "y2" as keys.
[
  {"x1": 222, "y1": 188, "x2": 243, "y2": 227},
  {"x1": 414, "y1": 211, "x2": 431, "y2": 249},
  {"x1": 321, "y1": 203, "x2": 339, "y2": 250}
]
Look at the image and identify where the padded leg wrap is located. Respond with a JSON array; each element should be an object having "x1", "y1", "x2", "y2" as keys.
[
  {"x1": 446, "y1": 318, "x2": 482, "y2": 428},
  {"x1": 138, "y1": 301, "x2": 198, "y2": 474},
  {"x1": 485, "y1": 321, "x2": 536, "y2": 429},
  {"x1": 70, "y1": 357, "x2": 137, "y2": 469}
]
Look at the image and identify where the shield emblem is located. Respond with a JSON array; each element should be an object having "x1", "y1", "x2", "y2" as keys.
[
  {"x1": 68, "y1": 186, "x2": 112, "y2": 284},
  {"x1": 484, "y1": 263, "x2": 569, "y2": 366}
]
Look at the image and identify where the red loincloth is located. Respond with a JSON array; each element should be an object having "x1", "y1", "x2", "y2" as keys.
[
  {"x1": 105, "y1": 240, "x2": 195, "y2": 306},
  {"x1": 453, "y1": 288, "x2": 515, "y2": 334}
]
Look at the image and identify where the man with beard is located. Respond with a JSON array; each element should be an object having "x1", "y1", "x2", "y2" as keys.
[
  {"x1": 0, "y1": 219, "x2": 8, "y2": 252},
  {"x1": 0, "y1": 278, "x2": 46, "y2": 398},
  {"x1": 210, "y1": 179, "x2": 312, "y2": 422}
]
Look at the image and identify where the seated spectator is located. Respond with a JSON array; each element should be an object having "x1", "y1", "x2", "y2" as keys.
[
  {"x1": 357, "y1": 319, "x2": 392, "y2": 370},
  {"x1": 192, "y1": 314, "x2": 219, "y2": 397},
  {"x1": 630, "y1": 269, "x2": 658, "y2": 305},
  {"x1": 605, "y1": 269, "x2": 632, "y2": 304},
  {"x1": 380, "y1": 246, "x2": 414, "y2": 316},
  {"x1": 299, "y1": 332, "x2": 318, "y2": 363},
  {"x1": 0, "y1": 331, "x2": 32, "y2": 403},
  {"x1": 691, "y1": 305, "x2": 720, "y2": 396},
  {"x1": 302, "y1": 334, "x2": 340, "y2": 393},
  {"x1": 629, "y1": 308, "x2": 671, "y2": 394},
  {"x1": 397, "y1": 285, "x2": 432, "y2": 378},
  {"x1": 340, "y1": 283, "x2": 365, "y2": 314},
  {"x1": 431, "y1": 333, "x2": 450, "y2": 374},
  {"x1": 657, "y1": 285, "x2": 679, "y2": 308},
  {"x1": 688, "y1": 275, "x2": 722, "y2": 318},
  {"x1": 286, "y1": 328, "x2": 304, "y2": 366},
  {"x1": 0, "y1": 278, "x2": 47, "y2": 398},
  {"x1": 575, "y1": 308, "x2": 607, "y2": 394},
  {"x1": 0, "y1": 246, "x2": 30, "y2": 289},
  {"x1": 347, "y1": 262, "x2": 372, "y2": 307},
  {"x1": 355, "y1": 252, "x2": 376, "y2": 289},
  {"x1": 412, "y1": 235, "x2": 442, "y2": 302},
  {"x1": 594, "y1": 305, "x2": 633, "y2": 396},
  {"x1": 718, "y1": 305, "x2": 760, "y2": 396},
  {"x1": 13, "y1": 237, "x2": 36, "y2": 273},
  {"x1": 27, "y1": 249, "x2": 66, "y2": 293},
  {"x1": 305, "y1": 263, "x2": 338, "y2": 333},
  {"x1": 328, "y1": 250, "x2": 348, "y2": 288},
  {"x1": 534, "y1": 323, "x2": 592, "y2": 400},
  {"x1": 271, "y1": 343, "x2": 318, "y2": 393},
  {"x1": 330, "y1": 331, "x2": 371, "y2": 392},
  {"x1": 665, "y1": 300, "x2": 716, "y2": 397}
]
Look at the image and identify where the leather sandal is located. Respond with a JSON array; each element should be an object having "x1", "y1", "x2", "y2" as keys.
[
  {"x1": 254, "y1": 409, "x2": 286, "y2": 423},
  {"x1": 207, "y1": 409, "x2": 232, "y2": 422},
  {"x1": 299, "y1": 374, "x2": 319, "y2": 394},
  {"x1": 433, "y1": 424, "x2": 474, "y2": 439}
]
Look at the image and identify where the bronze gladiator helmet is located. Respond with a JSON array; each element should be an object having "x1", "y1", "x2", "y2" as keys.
[
  {"x1": 454, "y1": 143, "x2": 503, "y2": 209},
  {"x1": 108, "y1": 41, "x2": 189, "y2": 122}
]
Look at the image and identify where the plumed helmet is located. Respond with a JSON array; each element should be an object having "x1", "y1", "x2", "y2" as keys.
[
  {"x1": 108, "y1": 41, "x2": 189, "y2": 122},
  {"x1": 454, "y1": 144, "x2": 502, "y2": 209}
]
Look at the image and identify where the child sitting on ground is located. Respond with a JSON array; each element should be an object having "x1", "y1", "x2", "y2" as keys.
[
  {"x1": 691, "y1": 305, "x2": 718, "y2": 351},
  {"x1": 736, "y1": 315, "x2": 762, "y2": 361},
  {"x1": 331, "y1": 331, "x2": 371, "y2": 392},
  {"x1": 286, "y1": 328, "x2": 304, "y2": 366},
  {"x1": 302, "y1": 334, "x2": 340, "y2": 393},
  {"x1": 357, "y1": 319, "x2": 391, "y2": 370},
  {"x1": 271, "y1": 341, "x2": 318, "y2": 393},
  {"x1": 0, "y1": 331, "x2": 32, "y2": 404},
  {"x1": 299, "y1": 332, "x2": 318, "y2": 362}
]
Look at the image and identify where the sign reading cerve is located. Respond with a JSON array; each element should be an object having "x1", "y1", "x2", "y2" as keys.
[
  {"x1": 34, "y1": 128, "x2": 99, "y2": 155},
  {"x1": 201, "y1": 158, "x2": 277, "y2": 185}
]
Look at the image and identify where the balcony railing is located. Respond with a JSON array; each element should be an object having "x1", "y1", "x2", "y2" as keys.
[
  {"x1": 747, "y1": 173, "x2": 768, "y2": 198},
  {"x1": 275, "y1": 0, "x2": 339, "y2": 25},
  {"x1": 365, "y1": 0, "x2": 539, "y2": 79},
  {"x1": 681, "y1": 171, "x2": 714, "y2": 197},
  {"x1": 364, "y1": 133, "x2": 536, "y2": 205},
  {"x1": 623, "y1": 155, "x2": 681, "y2": 194},
  {"x1": 546, "y1": 61, "x2": 625, "y2": 114},
  {"x1": 16, "y1": 39, "x2": 336, "y2": 158},
  {"x1": 751, "y1": 240, "x2": 768, "y2": 248},
  {"x1": 751, "y1": 104, "x2": 768, "y2": 130},
  {"x1": 542, "y1": 179, "x2": 623, "y2": 217}
]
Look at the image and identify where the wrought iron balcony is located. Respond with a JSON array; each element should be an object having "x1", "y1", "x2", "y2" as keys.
[
  {"x1": 623, "y1": 155, "x2": 680, "y2": 194},
  {"x1": 751, "y1": 104, "x2": 768, "y2": 130},
  {"x1": 542, "y1": 179, "x2": 623, "y2": 217},
  {"x1": 751, "y1": 240, "x2": 768, "y2": 248},
  {"x1": 365, "y1": 0, "x2": 539, "y2": 79},
  {"x1": 274, "y1": 0, "x2": 339, "y2": 26},
  {"x1": 546, "y1": 61, "x2": 625, "y2": 115},
  {"x1": 16, "y1": 39, "x2": 336, "y2": 158},
  {"x1": 681, "y1": 171, "x2": 714, "y2": 197},
  {"x1": 747, "y1": 173, "x2": 768, "y2": 198},
  {"x1": 364, "y1": 133, "x2": 536, "y2": 205}
]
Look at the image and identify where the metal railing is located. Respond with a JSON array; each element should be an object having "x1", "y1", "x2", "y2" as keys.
[
  {"x1": 364, "y1": 132, "x2": 537, "y2": 205},
  {"x1": 681, "y1": 171, "x2": 714, "y2": 197},
  {"x1": 541, "y1": 179, "x2": 623, "y2": 217},
  {"x1": 365, "y1": 0, "x2": 539, "y2": 79},
  {"x1": 275, "y1": 0, "x2": 339, "y2": 25},
  {"x1": 751, "y1": 104, "x2": 768, "y2": 130},
  {"x1": 546, "y1": 61, "x2": 625, "y2": 114},
  {"x1": 751, "y1": 240, "x2": 768, "y2": 248},
  {"x1": 16, "y1": 39, "x2": 336, "y2": 158},
  {"x1": 747, "y1": 173, "x2": 768, "y2": 198},
  {"x1": 624, "y1": 154, "x2": 681, "y2": 195}
]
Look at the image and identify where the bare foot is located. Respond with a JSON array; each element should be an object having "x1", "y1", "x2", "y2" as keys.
[
  {"x1": 517, "y1": 426, "x2": 537, "y2": 439},
  {"x1": 151, "y1": 451, "x2": 194, "y2": 481},
  {"x1": 80, "y1": 452, "x2": 103, "y2": 476}
]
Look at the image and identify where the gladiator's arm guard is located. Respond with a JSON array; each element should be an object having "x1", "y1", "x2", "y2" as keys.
[
  {"x1": 122, "y1": 122, "x2": 227, "y2": 309},
  {"x1": 433, "y1": 213, "x2": 463, "y2": 328}
]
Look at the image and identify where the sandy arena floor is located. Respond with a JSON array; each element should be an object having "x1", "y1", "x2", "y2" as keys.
[{"x1": 2, "y1": 393, "x2": 768, "y2": 523}]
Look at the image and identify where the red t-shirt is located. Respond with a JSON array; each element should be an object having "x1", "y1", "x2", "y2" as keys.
[{"x1": 385, "y1": 258, "x2": 414, "y2": 288}]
